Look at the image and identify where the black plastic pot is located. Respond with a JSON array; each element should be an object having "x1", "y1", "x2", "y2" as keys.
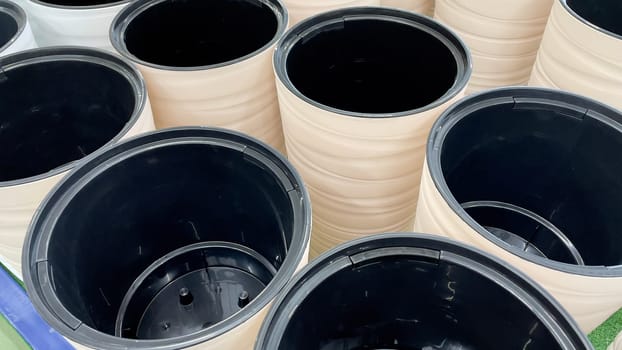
[
  {"x1": 0, "y1": 0, "x2": 25, "y2": 52},
  {"x1": 255, "y1": 234, "x2": 592, "y2": 350},
  {"x1": 564, "y1": 0, "x2": 622, "y2": 38},
  {"x1": 22, "y1": 128, "x2": 311, "y2": 350}
]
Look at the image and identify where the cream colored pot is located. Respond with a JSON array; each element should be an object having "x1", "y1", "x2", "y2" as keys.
[
  {"x1": 22, "y1": 128, "x2": 311, "y2": 350},
  {"x1": 111, "y1": 0, "x2": 287, "y2": 152},
  {"x1": 24, "y1": 0, "x2": 130, "y2": 50},
  {"x1": 530, "y1": 0, "x2": 622, "y2": 111},
  {"x1": 0, "y1": 0, "x2": 36, "y2": 56},
  {"x1": 611, "y1": 332, "x2": 622, "y2": 350},
  {"x1": 0, "y1": 47, "x2": 154, "y2": 276},
  {"x1": 284, "y1": 0, "x2": 380, "y2": 26},
  {"x1": 435, "y1": 0, "x2": 553, "y2": 94},
  {"x1": 415, "y1": 87, "x2": 622, "y2": 333},
  {"x1": 380, "y1": 0, "x2": 434, "y2": 16},
  {"x1": 274, "y1": 7, "x2": 471, "y2": 258}
]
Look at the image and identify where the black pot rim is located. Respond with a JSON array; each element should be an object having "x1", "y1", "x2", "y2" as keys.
[
  {"x1": 0, "y1": 0, "x2": 27, "y2": 53},
  {"x1": 110, "y1": 0, "x2": 288, "y2": 72},
  {"x1": 559, "y1": 0, "x2": 622, "y2": 41},
  {"x1": 0, "y1": 46, "x2": 150, "y2": 188},
  {"x1": 254, "y1": 233, "x2": 592, "y2": 350},
  {"x1": 28, "y1": 0, "x2": 130, "y2": 10},
  {"x1": 426, "y1": 86, "x2": 622, "y2": 277},
  {"x1": 21, "y1": 127, "x2": 312, "y2": 350},
  {"x1": 273, "y1": 6, "x2": 472, "y2": 119}
]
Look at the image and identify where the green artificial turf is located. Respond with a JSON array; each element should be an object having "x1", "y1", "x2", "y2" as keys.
[
  {"x1": 590, "y1": 308, "x2": 622, "y2": 350},
  {"x1": 0, "y1": 300, "x2": 31, "y2": 350}
]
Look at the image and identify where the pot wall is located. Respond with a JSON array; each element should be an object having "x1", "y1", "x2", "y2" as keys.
[
  {"x1": 435, "y1": 0, "x2": 553, "y2": 93},
  {"x1": 283, "y1": 0, "x2": 379, "y2": 25},
  {"x1": 0, "y1": 1, "x2": 36, "y2": 56},
  {"x1": 529, "y1": 0, "x2": 622, "y2": 111},
  {"x1": 380, "y1": 0, "x2": 434, "y2": 16},
  {"x1": 610, "y1": 332, "x2": 622, "y2": 350}
]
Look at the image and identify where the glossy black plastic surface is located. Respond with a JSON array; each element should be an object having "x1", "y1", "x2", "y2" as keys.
[{"x1": 0, "y1": 10, "x2": 17, "y2": 48}]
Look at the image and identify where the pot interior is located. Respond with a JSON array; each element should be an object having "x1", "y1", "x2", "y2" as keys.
[
  {"x1": 0, "y1": 10, "x2": 17, "y2": 49},
  {"x1": 34, "y1": 0, "x2": 123, "y2": 6},
  {"x1": 45, "y1": 141, "x2": 296, "y2": 338},
  {"x1": 566, "y1": 0, "x2": 622, "y2": 37},
  {"x1": 440, "y1": 100, "x2": 622, "y2": 267},
  {"x1": 276, "y1": 252, "x2": 565, "y2": 349},
  {"x1": 123, "y1": 0, "x2": 279, "y2": 67},
  {"x1": 285, "y1": 16, "x2": 458, "y2": 114},
  {"x1": 0, "y1": 59, "x2": 136, "y2": 182}
]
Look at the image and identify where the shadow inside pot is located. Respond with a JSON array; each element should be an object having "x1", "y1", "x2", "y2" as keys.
[
  {"x1": 0, "y1": 10, "x2": 17, "y2": 48},
  {"x1": 565, "y1": 0, "x2": 622, "y2": 37}
]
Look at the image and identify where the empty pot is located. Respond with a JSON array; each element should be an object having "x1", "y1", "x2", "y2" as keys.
[
  {"x1": 24, "y1": 0, "x2": 130, "y2": 49},
  {"x1": 415, "y1": 87, "x2": 622, "y2": 332},
  {"x1": 435, "y1": 0, "x2": 553, "y2": 94},
  {"x1": 0, "y1": 0, "x2": 35, "y2": 56},
  {"x1": 111, "y1": 0, "x2": 288, "y2": 152},
  {"x1": 0, "y1": 47, "x2": 154, "y2": 275},
  {"x1": 381, "y1": 0, "x2": 434, "y2": 16},
  {"x1": 255, "y1": 233, "x2": 593, "y2": 350},
  {"x1": 274, "y1": 7, "x2": 471, "y2": 258},
  {"x1": 529, "y1": 0, "x2": 622, "y2": 111},
  {"x1": 22, "y1": 128, "x2": 311, "y2": 350},
  {"x1": 283, "y1": 0, "x2": 379, "y2": 26}
]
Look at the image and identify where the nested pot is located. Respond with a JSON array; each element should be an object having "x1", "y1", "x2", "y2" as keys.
[
  {"x1": 435, "y1": 0, "x2": 553, "y2": 94},
  {"x1": 0, "y1": 0, "x2": 35, "y2": 56},
  {"x1": 529, "y1": 0, "x2": 622, "y2": 111},
  {"x1": 111, "y1": 0, "x2": 288, "y2": 152},
  {"x1": 255, "y1": 233, "x2": 593, "y2": 350},
  {"x1": 0, "y1": 47, "x2": 154, "y2": 275},
  {"x1": 283, "y1": 0, "x2": 379, "y2": 26},
  {"x1": 274, "y1": 7, "x2": 471, "y2": 258},
  {"x1": 380, "y1": 0, "x2": 434, "y2": 16},
  {"x1": 24, "y1": 0, "x2": 130, "y2": 49},
  {"x1": 611, "y1": 332, "x2": 622, "y2": 350},
  {"x1": 415, "y1": 86, "x2": 622, "y2": 333},
  {"x1": 22, "y1": 128, "x2": 311, "y2": 350}
]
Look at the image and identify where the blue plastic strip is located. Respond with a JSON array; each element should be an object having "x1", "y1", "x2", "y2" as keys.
[{"x1": 0, "y1": 267, "x2": 74, "y2": 350}]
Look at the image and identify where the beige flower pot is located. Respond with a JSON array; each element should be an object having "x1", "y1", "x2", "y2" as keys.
[
  {"x1": 529, "y1": 0, "x2": 622, "y2": 111},
  {"x1": 0, "y1": 0, "x2": 36, "y2": 56},
  {"x1": 274, "y1": 7, "x2": 471, "y2": 258},
  {"x1": 380, "y1": 0, "x2": 434, "y2": 16},
  {"x1": 283, "y1": 0, "x2": 380, "y2": 26},
  {"x1": 22, "y1": 128, "x2": 311, "y2": 350},
  {"x1": 415, "y1": 86, "x2": 622, "y2": 333},
  {"x1": 434, "y1": 0, "x2": 553, "y2": 94},
  {"x1": 611, "y1": 332, "x2": 622, "y2": 350},
  {"x1": 111, "y1": 0, "x2": 287, "y2": 152},
  {"x1": 0, "y1": 47, "x2": 154, "y2": 276}
]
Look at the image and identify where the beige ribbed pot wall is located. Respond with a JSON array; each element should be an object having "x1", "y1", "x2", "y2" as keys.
[
  {"x1": 380, "y1": 0, "x2": 434, "y2": 16},
  {"x1": 529, "y1": 0, "x2": 622, "y2": 111},
  {"x1": 414, "y1": 87, "x2": 622, "y2": 333},
  {"x1": 111, "y1": 0, "x2": 287, "y2": 152},
  {"x1": 0, "y1": 47, "x2": 154, "y2": 276},
  {"x1": 275, "y1": 7, "x2": 471, "y2": 258},
  {"x1": 283, "y1": 0, "x2": 380, "y2": 26},
  {"x1": 611, "y1": 332, "x2": 622, "y2": 350},
  {"x1": 435, "y1": 0, "x2": 553, "y2": 93}
]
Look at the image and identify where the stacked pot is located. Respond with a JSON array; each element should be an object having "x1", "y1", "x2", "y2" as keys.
[
  {"x1": 283, "y1": 0, "x2": 380, "y2": 26},
  {"x1": 0, "y1": 0, "x2": 35, "y2": 56},
  {"x1": 380, "y1": 0, "x2": 434, "y2": 16}
]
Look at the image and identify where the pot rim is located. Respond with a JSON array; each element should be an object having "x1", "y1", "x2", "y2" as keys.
[
  {"x1": 21, "y1": 127, "x2": 312, "y2": 350},
  {"x1": 0, "y1": 46, "x2": 150, "y2": 188},
  {"x1": 254, "y1": 233, "x2": 592, "y2": 350},
  {"x1": 27, "y1": 0, "x2": 130, "y2": 10},
  {"x1": 273, "y1": 6, "x2": 472, "y2": 119},
  {"x1": 559, "y1": 0, "x2": 622, "y2": 41},
  {"x1": 110, "y1": 0, "x2": 288, "y2": 71},
  {"x1": 426, "y1": 86, "x2": 622, "y2": 277},
  {"x1": 0, "y1": 0, "x2": 27, "y2": 53}
]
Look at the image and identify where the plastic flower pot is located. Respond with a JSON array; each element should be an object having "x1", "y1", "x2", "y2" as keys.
[
  {"x1": 612, "y1": 332, "x2": 622, "y2": 350},
  {"x1": 111, "y1": 0, "x2": 288, "y2": 152},
  {"x1": 0, "y1": 0, "x2": 35, "y2": 56},
  {"x1": 415, "y1": 86, "x2": 622, "y2": 333},
  {"x1": 24, "y1": 0, "x2": 130, "y2": 49},
  {"x1": 434, "y1": 0, "x2": 553, "y2": 94},
  {"x1": 274, "y1": 7, "x2": 471, "y2": 258},
  {"x1": 255, "y1": 233, "x2": 593, "y2": 350},
  {"x1": 0, "y1": 47, "x2": 154, "y2": 276},
  {"x1": 529, "y1": 0, "x2": 622, "y2": 111},
  {"x1": 283, "y1": 0, "x2": 380, "y2": 26},
  {"x1": 381, "y1": 0, "x2": 434, "y2": 16},
  {"x1": 22, "y1": 128, "x2": 311, "y2": 350}
]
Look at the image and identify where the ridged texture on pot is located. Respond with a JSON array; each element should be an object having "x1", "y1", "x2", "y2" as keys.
[
  {"x1": 283, "y1": 0, "x2": 380, "y2": 25},
  {"x1": 137, "y1": 47, "x2": 285, "y2": 152},
  {"x1": 435, "y1": 0, "x2": 553, "y2": 93},
  {"x1": 0, "y1": 102, "x2": 154, "y2": 276},
  {"x1": 529, "y1": 1, "x2": 622, "y2": 111},
  {"x1": 24, "y1": 1, "x2": 128, "y2": 50},
  {"x1": 380, "y1": 0, "x2": 434, "y2": 16},
  {"x1": 277, "y1": 80, "x2": 465, "y2": 259},
  {"x1": 415, "y1": 161, "x2": 622, "y2": 333},
  {"x1": 610, "y1": 331, "x2": 622, "y2": 350},
  {"x1": 0, "y1": 21, "x2": 36, "y2": 56}
]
